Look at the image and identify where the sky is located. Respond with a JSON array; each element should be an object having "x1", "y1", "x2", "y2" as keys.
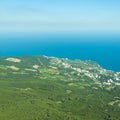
[
  {"x1": 0, "y1": 0, "x2": 120, "y2": 71},
  {"x1": 0, "y1": 0, "x2": 120, "y2": 33}
]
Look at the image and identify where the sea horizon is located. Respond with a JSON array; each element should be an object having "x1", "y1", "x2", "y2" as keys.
[{"x1": 0, "y1": 32, "x2": 120, "y2": 72}]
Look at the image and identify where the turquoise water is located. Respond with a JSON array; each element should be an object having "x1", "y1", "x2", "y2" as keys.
[{"x1": 0, "y1": 32, "x2": 120, "y2": 71}]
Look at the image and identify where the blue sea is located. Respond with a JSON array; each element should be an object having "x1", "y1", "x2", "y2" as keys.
[{"x1": 0, "y1": 32, "x2": 120, "y2": 72}]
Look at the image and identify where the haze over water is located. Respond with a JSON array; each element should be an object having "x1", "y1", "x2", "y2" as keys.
[{"x1": 0, "y1": 32, "x2": 120, "y2": 72}]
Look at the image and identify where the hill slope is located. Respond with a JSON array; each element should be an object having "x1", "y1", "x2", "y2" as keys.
[{"x1": 0, "y1": 56, "x2": 120, "y2": 120}]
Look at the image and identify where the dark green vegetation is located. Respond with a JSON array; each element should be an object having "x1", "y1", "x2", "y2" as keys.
[{"x1": 0, "y1": 56, "x2": 120, "y2": 120}]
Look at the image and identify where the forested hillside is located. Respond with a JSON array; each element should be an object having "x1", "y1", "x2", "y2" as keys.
[{"x1": 0, "y1": 56, "x2": 120, "y2": 120}]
